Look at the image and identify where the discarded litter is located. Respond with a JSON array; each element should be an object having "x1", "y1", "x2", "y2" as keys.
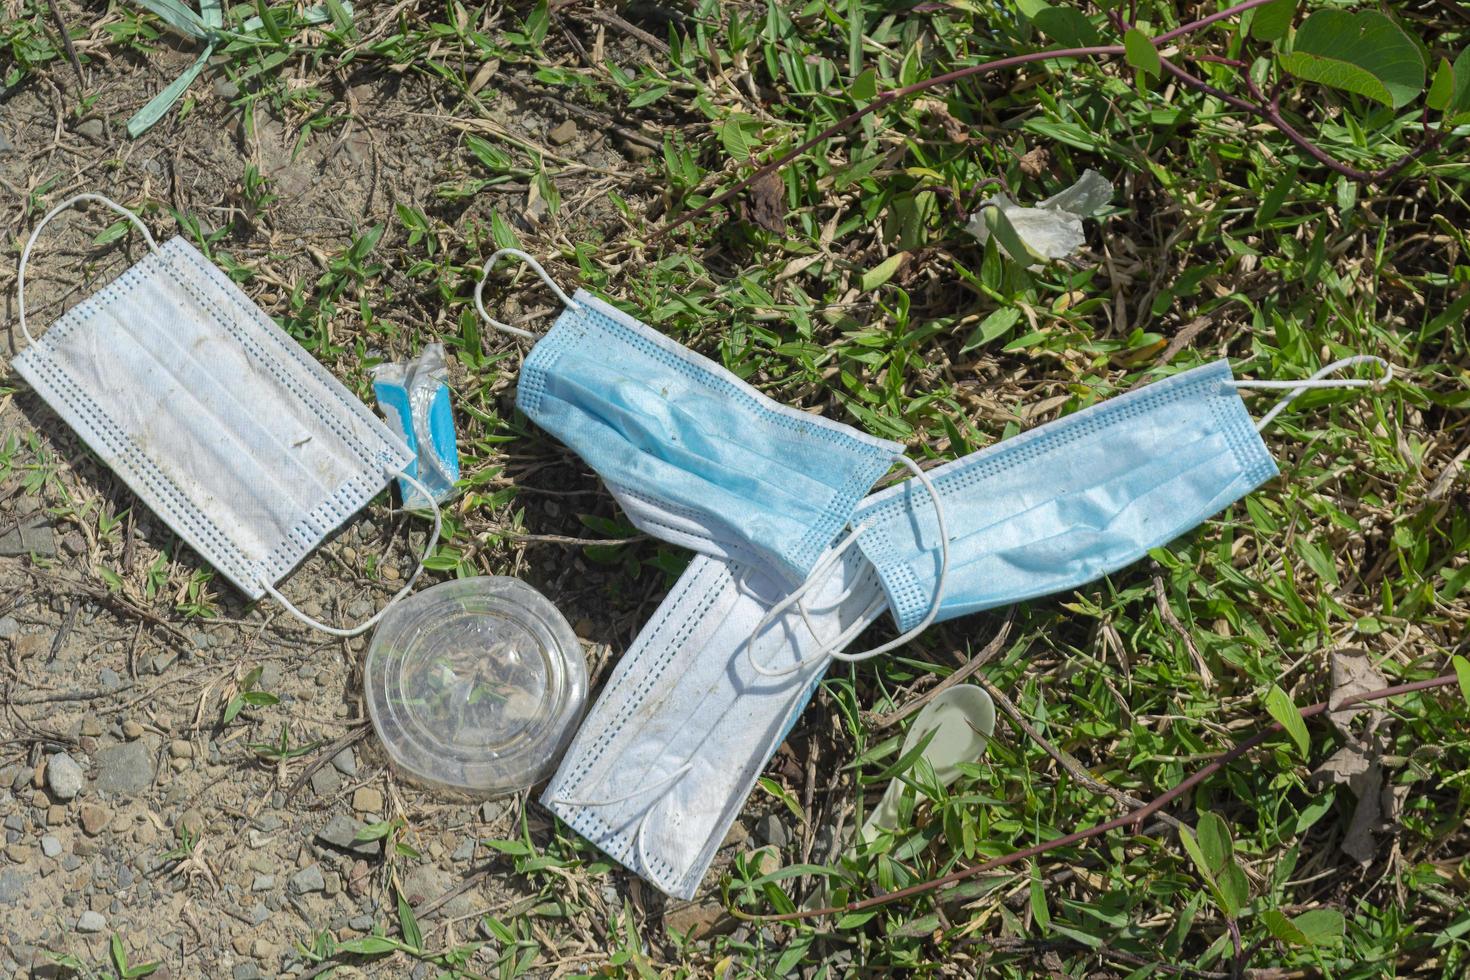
[
  {"x1": 967, "y1": 168, "x2": 1113, "y2": 264},
  {"x1": 12, "y1": 193, "x2": 438, "y2": 637},
  {"x1": 364, "y1": 576, "x2": 587, "y2": 797},
  {"x1": 372, "y1": 343, "x2": 461, "y2": 509},
  {"x1": 859, "y1": 685, "x2": 995, "y2": 846}
]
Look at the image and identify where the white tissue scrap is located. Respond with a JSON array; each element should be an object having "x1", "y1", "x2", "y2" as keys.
[{"x1": 967, "y1": 169, "x2": 1114, "y2": 264}]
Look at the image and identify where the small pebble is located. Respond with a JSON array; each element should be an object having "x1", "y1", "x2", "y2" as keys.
[
  {"x1": 76, "y1": 910, "x2": 105, "y2": 933},
  {"x1": 251, "y1": 874, "x2": 275, "y2": 892},
  {"x1": 121, "y1": 720, "x2": 145, "y2": 739},
  {"x1": 330, "y1": 748, "x2": 357, "y2": 777},
  {"x1": 169, "y1": 740, "x2": 193, "y2": 760},
  {"x1": 289, "y1": 865, "x2": 325, "y2": 895},
  {"x1": 79, "y1": 805, "x2": 110, "y2": 836},
  {"x1": 40, "y1": 836, "x2": 61, "y2": 859},
  {"x1": 351, "y1": 788, "x2": 382, "y2": 814},
  {"x1": 45, "y1": 753, "x2": 83, "y2": 802}
]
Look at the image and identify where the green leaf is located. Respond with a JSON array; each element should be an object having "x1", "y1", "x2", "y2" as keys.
[
  {"x1": 1178, "y1": 825, "x2": 1216, "y2": 887},
  {"x1": 1261, "y1": 908, "x2": 1309, "y2": 945},
  {"x1": 1452, "y1": 655, "x2": 1470, "y2": 708},
  {"x1": 718, "y1": 114, "x2": 763, "y2": 161},
  {"x1": 334, "y1": 936, "x2": 403, "y2": 956},
  {"x1": 961, "y1": 307, "x2": 1021, "y2": 352},
  {"x1": 1279, "y1": 10, "x2": 1425, "y2": 109},
  {"x1": 1124, "y1": 28, "x2": 1160, "y2": 79},
  {"x1": 255, "y1": 0, "x2": 286, "y2": 45},
  {"x1": 1265, "y1": 685, "x2": 1310, "y2": 757},
  {"x1": 1215, "y1": 861, "x2": 1249, "y2": 918},
  {"x1": 1292, "y1": 908, "x2": 1346, "y2": 946},
  {"x1": 1032, "y1": 6, "x2": 1099, "y2": 47},
  {"x1": 861, "y1": 252, "x2": 906, "y2": 292},
  {"x1": 1250, "y1": 0, "x2": 1295, "y2": 42},
  {"x1": 1196, "y1": 812, "x2": 1233, "y2": 877},
  {"x1": 1427, "y1": 58, "x2": 1454, "y2": 111},
  {"x1": 1029, "y1": 864, "x2": 1051, "y2": 931},
  {"x1": 1453, "y1": 48, "x2": 1470, "y2": 113},
  {"x1": 126, "y1": 43, "x2": 214, "y2": 138},
  {"x1": 397, "y1": 890, "x2": 422, "y2": 952},
  {"x1": 850, "y1": 67, "x2": 877, "y2": 102},
  {"x1": 131, "y1": 0, "x2": 212, "y2": 39}
]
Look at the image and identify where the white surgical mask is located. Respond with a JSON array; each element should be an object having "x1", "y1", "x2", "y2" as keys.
[
  {"x1": 541, "y1": 547, "x2": 884, "y2": 899},
  {"x1": 13, "y1": 194, "x2": 440, "y2": 636}
]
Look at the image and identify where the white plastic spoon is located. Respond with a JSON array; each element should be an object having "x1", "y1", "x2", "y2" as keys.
[{"x1": 859, "y1": 685, "x2": 995, "y2": 844}]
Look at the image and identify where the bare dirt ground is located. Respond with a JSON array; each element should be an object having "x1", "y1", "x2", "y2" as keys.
[{"x1": 0, "y1": 11, "x2": 740, "y2": 978}]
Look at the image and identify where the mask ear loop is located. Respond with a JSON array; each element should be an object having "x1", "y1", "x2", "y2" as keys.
[
  {"x1": 18, "y1": 193, "x2": 161, "y2": 348},
  {"x1": 473, "y1": 247, "x2": 582, "y2": 341},
  {"x1": 1225, "y1": 355, "x2": 1393, "y2": 432},
  {"x1": 744, "y1": 455, "x2": 951, "y2": 678},
  {"x1": 259, "y1": 468, "x2": 443, "y2": 637}
]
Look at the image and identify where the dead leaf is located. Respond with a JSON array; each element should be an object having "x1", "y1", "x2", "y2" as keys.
[
  {"x1": 1018, "y1": 146, "x2": 1050, "y2": 178},
  {"x1": 743, "y1": 172, "x2": 787, "y2": 234},
  {"x1": 1328, "y1": 650, "x2": 1387, "y2": 737},
  {"x1": 915, "y1": 98, "x2": 969, "y2": 143},
  {"x1": 1340, "y1": 758, "x2": 1383, "y2": 865},
  {"x1": 1310, "y1": 739, "x2": 1375, "y2": 786}
]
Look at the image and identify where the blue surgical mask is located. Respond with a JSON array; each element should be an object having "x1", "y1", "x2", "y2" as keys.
[
  {"x1": 746, "y1": 355, "x2": 1391, "y2": 675},
  {"x1": 476, "y1": 250, "x2": 905, "y2": 586}
]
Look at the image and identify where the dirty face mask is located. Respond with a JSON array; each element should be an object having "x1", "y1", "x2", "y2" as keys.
[
  {"x1": 541, "y1": 547, "x2": 885, "y2": 900},
  {"x1": 13, "y1": 194, "x2": 441, "y2": 637},
  {"x1": 475, "y1": 250, "x2": 906, "y2": 588},
  {"x1": 546, "y1": 355, "x2": 1391, "y2": 897}
]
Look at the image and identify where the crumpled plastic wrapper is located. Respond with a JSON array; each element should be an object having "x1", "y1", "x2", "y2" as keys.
[{"x1": 967, "y1": 169, "x2": 1113, "y2": 265}]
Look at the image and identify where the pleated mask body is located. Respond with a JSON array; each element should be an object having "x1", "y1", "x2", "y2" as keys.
[
  {"x1": 14, "y1": 236, "x2": 414, "y2": 600},
  {"x1": 854, "y1": 359, "x2": 1279, "y2": 632},
  {"x1": 516, "y1": 290, "x2": 903, "y2": 586}
]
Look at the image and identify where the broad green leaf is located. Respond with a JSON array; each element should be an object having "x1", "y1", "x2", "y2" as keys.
[
  {"x1": 1250, "y1": 0, "x2": 1294, "y2": 42},
  {"x1": 850, "y1": 67, "x2": 877, "y2": 102},
  {"x1": 1452, "y1": 655, "x2": 1470, "y2": 708},
  {"x1": 1279, "y1": 10, "x2": 1424, "y2": 109},
  {"x1": 1261, "y1": 908, "x2": 1309, "y2": 945},
  {"x1": 1292, "y1": 908, "x2": 1346, "y2": 946},
  {"x1": 1196, "y1": 812, "x2": 1233, "y2": 876},
  {"x1": 397, "y1": 889, "x2": 422, "y2": 952},
  {"x1": 961, "y1": 307, "x2": 1021, "y2": 352},
  {"x1": 1216, "y1": 861, "x2": 1249, "y2": 918},
  {"x1": 718, "y1": 114, "x2": 763, "y2": 161},
  {"x1": 1453, "y1": 48, "x2": 1470, "y2": 113},
  {"x1": 1427, "y1": 58, "x2": 1454, "y2": 111},
  {"x1": 861, "y1": 252, "x2": 906, "y2": 292},
  {"x1": 1178, "y1": 826, "x2": 1216, "y2": 887},
  {"x1": 1124, "y1": 28, "x2": 1160, "y2": 78},
  {"x1": 1266, "y1": 685, "x2": 1310, "y2": 757},
  {"x1": 126, "y1": 43, "x2": 214, "y2": 138},
  {"x1": 1033, "y1": 6, "x2": 1099, "y2": 47}
]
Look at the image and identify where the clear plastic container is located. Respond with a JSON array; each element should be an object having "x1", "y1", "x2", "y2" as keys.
[{"x1": 364, "y1": 577, "x2": 587, "y2": 797}]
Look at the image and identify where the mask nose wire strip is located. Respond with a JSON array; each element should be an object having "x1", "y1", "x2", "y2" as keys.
[
  {"x1": 260, "y1": 468, "x2": 443, "y2": 638},
  {"x1": 745, "y1": 454, "x2": 952, "y2": 678},
  {"x1": 18, "y1": 193, "x2": 162, "y2": 348},
  {"x1": 1225, "y1": 355, "x2": 1393, "y2": 432},
  {"x1": 544, "y1": 761, "x2": 694, "y2": 810},
  {"x1": 473, "y1": 247, "x2": 582, "y2": 341}
]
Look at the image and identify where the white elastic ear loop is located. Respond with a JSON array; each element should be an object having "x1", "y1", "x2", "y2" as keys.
[
  {"x1": 745, "y1": 455, "x2": 952, "y2": 678},
  {"x1": 18, "y1": 193, "x2": 161, "y2": 347},
  {"x1": 472, "y1": 247, "x2": 582, "y2": 341},
  {"x1": 544, "y1": 761, "x2": 693, "y2": 809},
  {"x1": 260, "y1": 469, "x2": 443, "y2": 638},
  {"x1": 1226, "y1": 355, "x2": 1393, "y2": 432}
]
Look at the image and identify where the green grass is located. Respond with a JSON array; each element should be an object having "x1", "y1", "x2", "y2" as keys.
[{"x1": 6, "y1": 0, "x2": 1470, "y2": 977}]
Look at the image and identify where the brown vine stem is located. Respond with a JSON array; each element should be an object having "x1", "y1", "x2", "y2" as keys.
[
  {"x1": 744, "y1": 672, "x2": 1461, "y2": 923},
  {"x1": 649, "y1": 0, "x2": 1428, "y2": 241}
]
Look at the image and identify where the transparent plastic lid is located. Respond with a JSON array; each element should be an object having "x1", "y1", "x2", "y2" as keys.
[{"x1": 364, "y1": 577, "x2": 587, "y2": 797}]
